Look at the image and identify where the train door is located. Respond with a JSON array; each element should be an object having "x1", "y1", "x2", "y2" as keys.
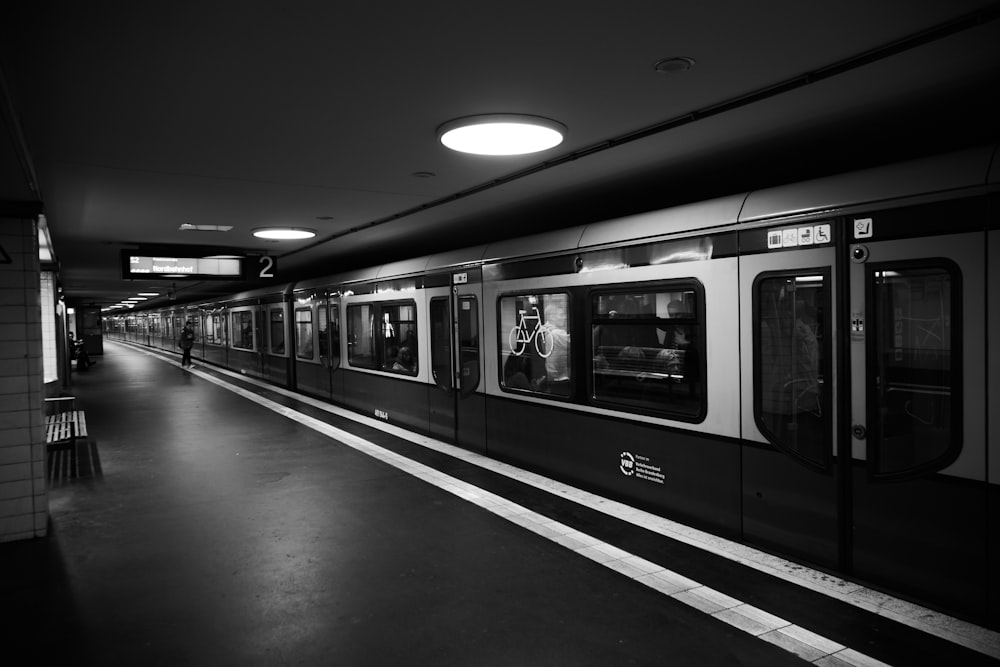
[
  {"x1": 427, "y1": 270, "x2": 486, "y2": 452},
  {"x1": 739, "y1": 225, "x2": 839, "y2": 569},
  {"x1": 848, "y1": 224, "x2": 988, "y2": 619}
]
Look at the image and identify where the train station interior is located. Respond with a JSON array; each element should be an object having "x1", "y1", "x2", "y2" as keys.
[{"x1": 2, "y1": 4, "x2": 1000, "y2": 665}]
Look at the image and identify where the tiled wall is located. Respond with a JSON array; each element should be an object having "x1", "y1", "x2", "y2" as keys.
[{"x1": 0, "y1": 217, "x2": 47, "y2": 542}]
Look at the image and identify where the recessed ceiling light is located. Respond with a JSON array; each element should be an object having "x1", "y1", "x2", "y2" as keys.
[
  {"x1": 137, "y1": 292, "x2": 159, "y2": 297},
  {"x1": 438, "y1": 114, "x2": 566, "y2": 156},
  {"x1": 252, "y1": 227, "x2": 317, "y2": 240},
  {"x1": 654, "y1": 56, "x2": 695, "y2": 74}
]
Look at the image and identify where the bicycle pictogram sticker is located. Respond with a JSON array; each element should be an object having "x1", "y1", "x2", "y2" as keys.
[{"x1": 509, "y1": 307, "x2": 552, "y2": 358}]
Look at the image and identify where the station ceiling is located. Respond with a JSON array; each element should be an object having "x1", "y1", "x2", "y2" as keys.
[{"x1": 2, "y1": 2, "x2": 999, "y2": 310}]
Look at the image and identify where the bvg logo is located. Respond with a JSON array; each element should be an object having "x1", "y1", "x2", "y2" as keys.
[{"x1": 620, "y1": 451, "x2": 635, "y2": 476}]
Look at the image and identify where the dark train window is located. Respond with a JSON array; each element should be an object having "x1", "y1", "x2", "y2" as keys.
[
  {"x1": 499, "y1": 292, "x2": 571, "y2": 398},
  {"x1": 346, "y1": 304, "x2": 375, "y2": 368},
  {"x1": 458, "y1": 296, "x2": 480, "y2": 396},
  {"x1": 380, "y1": 301, "x2": 418, "y2": 374},
  {"x1": 869, "y1": 262, "x2": 961, "y2": 478},
  {"x1": 317, "y1": 302, "x2": 332, "y2": 366},
  {"x1": 755, "y1": 271, "x2": 830, "y2": 471},
  {"x1": 295, "y1": 308, "x2": 314, "y2": 359},
  {"x1": 429, "y1": 297, "x2": 452, "y2": 390},
  {"x1": 590, "y1": 283, "x2": 704, "y2": 420},
  {"x1": 269, "y1": 307, "x2": 286, "y2": 355},
  {"x1": 327, "y1": 301, "x2": 340, "y2": 369},
  {"x1": 231, "y1": 311, "x2": 254, "y2": 350},
  {"x1": 346, "y1": 301, "x2": 417, "y2": 374}
]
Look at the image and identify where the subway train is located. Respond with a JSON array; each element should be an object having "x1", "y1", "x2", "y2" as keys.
[{"x1": 105, "y1": 143, "x2": 1000, "y2": 629}]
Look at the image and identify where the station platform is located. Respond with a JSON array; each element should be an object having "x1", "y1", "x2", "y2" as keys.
[{"x1": 3, "y1": 341, "x2": 998, "y2": 666}]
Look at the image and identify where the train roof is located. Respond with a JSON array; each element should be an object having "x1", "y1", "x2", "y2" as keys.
[
  {"x1": 365, "y1": 142, "x2": 999, "y2": 282},
  {"x1": 128, "y1": 141, "x2": 1000, "y2": 302},
  {"x1": 739, "y1": 143, "x2": 1000, "y2": 223}
]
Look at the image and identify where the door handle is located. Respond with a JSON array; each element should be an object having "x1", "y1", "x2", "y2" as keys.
[{"x1": 852, "y1": 424, "x2": 867, "y2": 440}]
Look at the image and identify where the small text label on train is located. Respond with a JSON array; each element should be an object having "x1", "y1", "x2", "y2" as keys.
[
  {"x1": 374, "y1": 409, "x2": 389, "y2": 421},
  {"x1": 619, "y1": 451, "x2": 664, "y2": 485}
]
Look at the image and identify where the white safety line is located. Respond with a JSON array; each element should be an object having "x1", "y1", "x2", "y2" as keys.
[{"x1": 118, "y1": 342, "x2": 1000, "y2": 662}]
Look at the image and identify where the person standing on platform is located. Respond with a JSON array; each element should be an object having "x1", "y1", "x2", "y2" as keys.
[{"x1": 179, "y1": 320, "x2": 196, "y2": 367}]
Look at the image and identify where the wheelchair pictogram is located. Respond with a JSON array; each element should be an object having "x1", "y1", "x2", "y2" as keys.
[{"x1": 508, "y1": 307, "x2": 552, "y2": 358}]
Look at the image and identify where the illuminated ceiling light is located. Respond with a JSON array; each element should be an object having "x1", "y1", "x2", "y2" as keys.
[
  {"x1": 438, "y1": 114, "x2": 566, "y2": 156},
  {"x1": 252, "y1": 227, "x2": 317, "y2": 240},
  {"x1": 138, "y1": 292, "x2": 159, "y2": 297},
  {"x1": 126, "y1": 297, "x2": 147, "y2": 301}
]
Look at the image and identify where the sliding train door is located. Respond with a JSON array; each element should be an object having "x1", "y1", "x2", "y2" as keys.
[
  {"x1": 427, "y1": 270, "x2": 486, "y2": 452},
  {"x1": 848, "y1": 221, "x2": 988, "y2": 619},
  {"x1": 739, "y1": 226, "x2": 840, "y2": 568}
]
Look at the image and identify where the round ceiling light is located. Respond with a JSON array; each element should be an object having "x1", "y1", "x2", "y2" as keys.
[
  {"x1": 654, "y1": 56, "x2": 695, "y2": 74},
  {"x1": 252, "y1": 227, "x2": 317, "y2": 240},
  {"x1": 438, "y1": 114, "x2": 566, "y2": 156}
]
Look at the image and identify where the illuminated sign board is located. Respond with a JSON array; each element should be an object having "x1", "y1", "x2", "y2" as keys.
[{"x1": 121, "y1": 252, "x2": 244, "y2": 280}]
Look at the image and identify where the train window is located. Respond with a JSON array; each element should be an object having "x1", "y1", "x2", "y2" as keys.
[
  {"x1": 458, "y1": 296, "x2": 480, "y2": 396},
  {"x1": 499, "y1": 292, "x2": 571, "y2": 398},
  {"x1": 203, "y1": 312, "x2": 224, "y2": 345},
  {"x1": 755, "y1": 271, "x2": 830, "y2": 471},
  {"x1": 317, "y1": 303, "x2": 330, "y2": 362},
  {"x1": 203, "y1": 314, "x2": 216, "y2": 344},
  {"x1": 429, "y1": 298, "x2": 452, "y2": 390},
  {"x1": 232, "y1": 311, "x2": 254, "y2": 350},
  {"x1": 295, "y1": 308, "x2": 314, "y2": 359},
  {"x1": 212, "y1": 313, "x2": 225, "y2": 345},
  {"x1": 380, "y1": 301, "x2": 418, "y2": 375},
  {"x1": 869, "y1": 262, "x2": 961, "y2": 478},
  {"x1": 328, "y1": 301, "x2": 341, "y2": 369},
  {"x1": 347, "y1": 304, "x2": 376, "y2": 368},
  {"x1": 269, "y1": 308, "x2": 286, "y2": 355},
  {"x1": 590, "y1": 284, "x2": 704, "y2": 419}
]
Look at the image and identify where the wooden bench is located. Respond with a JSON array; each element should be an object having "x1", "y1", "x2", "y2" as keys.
[{"x1": 44, "y1": 397, "x2": 88, "y2": 476}]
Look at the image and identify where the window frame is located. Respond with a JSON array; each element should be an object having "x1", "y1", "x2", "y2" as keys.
[
  {"x1": 865, "y1": 258, "x2": 963, "y2": 480},
  {"x1": 587, "y1": 279, "x2": 707, "y2": 422},
  {"x1": 345, "y1": 299, "x2": 419, "y2": 375},
  {"x1": 267, "y1": 305, "x2": 288, "y2": 357},
  {"x1": 294, "y1": 306, "x2": 316, "y2": 361},
  {"x1": 752, "y1": 268, "x2": 832, "y2": 472},
  {"x1": 230, "y1": 308, "x2": 256, "y2": 351}
]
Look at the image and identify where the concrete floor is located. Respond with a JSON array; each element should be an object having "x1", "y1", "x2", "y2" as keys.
[{"x1": 2, "y1": 342, "x2": 996, "y2": 666}]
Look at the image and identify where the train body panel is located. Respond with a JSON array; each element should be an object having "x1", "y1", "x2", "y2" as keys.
[
  {"x1": 103, "y1": 144, "x2": 1000, "y2": 628},
  {"x1": 485, "y1": 395, "x2": 743, "y2": 536}
]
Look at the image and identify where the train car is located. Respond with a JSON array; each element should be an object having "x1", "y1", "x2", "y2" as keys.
[{"x1": 105, "y1": 143, "x2": 1000, "y2": 628}]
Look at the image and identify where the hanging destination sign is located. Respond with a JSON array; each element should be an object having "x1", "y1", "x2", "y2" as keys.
[{"x1": 121, "y1": 252, "x2": 244, "y2": 280}]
